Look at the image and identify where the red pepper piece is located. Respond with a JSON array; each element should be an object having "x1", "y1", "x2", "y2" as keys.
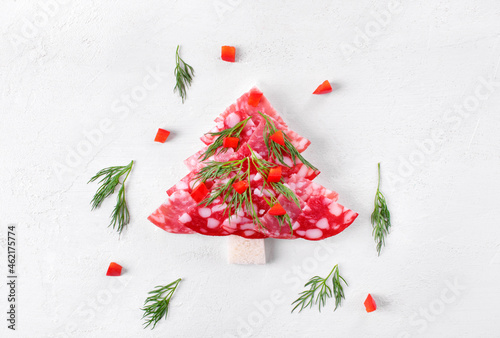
[
  {"x1": 268, "y1": 203, "x2": 286, "y2": 216},
  {"x1": 270, "y1": 130, "x2": 285, "y2": 146},
  {"x1": 267, "y1": 166, "x2": 282, "y2": 183},
  {"x1": 313, "y1": 80, "x2": 333, "y2": 94},
  {"x1": 191, "y1": 183, "x2": 209, "y2": 203},
  {"x1": 221, "y1": 46, "x2": 236, "y2": 62},
  {"x1": 364, "y1": 294, "x2": 377, "y2": 313},
  {"x1": 223, "y1": 137, "x2": 239, "y2": 149},
  {"x1": 106, "y1": 262, "x2": 122, "y2": 276},
  {"x1": 248, "y1": 90, "x2": 263, "y2": 107},
  {"x1": 154, "y1": 128, "x2": 170, "y2": 143},
  {"x1": 232, "y1": 180, "x2": 249, "y2": 194}
]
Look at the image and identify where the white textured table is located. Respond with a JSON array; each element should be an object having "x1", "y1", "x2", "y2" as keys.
[{"x1": 1, "y1": 1, "x2": 500, "y2": 337}]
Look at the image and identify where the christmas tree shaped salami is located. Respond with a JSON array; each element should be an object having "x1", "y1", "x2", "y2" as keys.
[{"x1": 149, "y1": 88, "x2": 358, "y2": 262}]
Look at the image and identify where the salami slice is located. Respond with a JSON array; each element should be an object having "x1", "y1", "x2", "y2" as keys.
[
  {"x1": 222, "y1": 173, "x2": 271, "y2": 239},
  {"x1": 166, "y1": 170, "x2": 196, "y2": 196},
  {"x1": 149, "y1": 87, "x2": 358, "y2": 244},
  {"x1": 285, "y1": 129, "x2": 311, "y2": 153},
  {"x1": 184, "y1": 146, "x2": 246, "y2": 172},
  {"x1": 280, "y1": 160, "x2": 320, "y2": 181},
  {"x1": 213, "y1": 87, "x2": 288, "y2": 131},
  {"x1": 200, "y1": 88, "x2": 311, "y2": 155},
  {"x1": 180, "y1": 199, "x2": 268, "y2": 239},
  {"x1": 239, "y1": 119, "x2": 268, "y2": 159},
  {"x1": 148, "y1": 190, "x2": 196, "y2": 234},
  {"x1": 259, "y1": 194, "x2": 305, "y2": 239},
  {"x1": 200, "y1": 110, "x2": 257, "y2": 145},
  {"x1": 166, "y1": 170, "x2": 216, "y2": 197},
  {"x1": 180, "y1": 196, "x2": 233, "y2": 236},
  {"x1": 293, "y1": 196, "x2": 358, "y2": 240},
  {"x1": 180, "y1": 171, "x2": 270, "y2": 239},
  {"x1": 285, "y1": 174, "x2": 338, "y2": 202}
]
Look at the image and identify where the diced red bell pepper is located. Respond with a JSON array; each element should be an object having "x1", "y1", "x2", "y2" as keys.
[
  {"x1": 106, "y1": 262, "x2": 122, "y2": 276},
  {"x1": 191, "y1": 183, "x2": 209, "y2": 203},
  {"x1": 364, "y1": 294, "x2": 377, "y2": 313},
  {"x1": 268, "y1": 203, "x2": 286, "y2": 216},
  {"x1": 270, "y1": 130, "x2": 285, "y2": 146},
  {"x1": 221, "y1": 46, "x2": 236, "y2": 62},
  {"x1": 313, "y1": 80, "x2": 333, "y2": 94},
  {"x1": 232, "y1": 180, "x2": 249, "y2": 194},
  {"x1": 267, "y1": 166, "x2": 282, "y2": 183},
  {"x1": 223, "y1": 137, "x2": 239, "y2": 149},
  {"x1": 247, "y1": 90, "x2": 263, "y2": 107},
  {"x1": 154, "y1": 128, "x2": 170, "y2": 143}
]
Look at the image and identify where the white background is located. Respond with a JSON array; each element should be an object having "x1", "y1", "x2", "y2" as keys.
[{"x1": 1, "y1": 1, "x2": 500, "y2": 337}]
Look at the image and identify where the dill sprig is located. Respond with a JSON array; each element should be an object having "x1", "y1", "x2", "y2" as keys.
[
  {"x1": 271, "y1": 182, "x2": 301, "y2": 209},
  {"x1": 371, "y1": 162, "x2": 392, "y2": 255},
  {"x1": 291, "y1": 265, "x2": 347, "y2": 313},
  {"x1": 259, "y1": 112, "x2": 317, "y2": 171},
  {"x1": 141, "y1": 278, "x2": 181, "y2": 329},
  {"x1": 197, "y1": 155, "x2": 261, "y2": 227},
  {"x1": 193, "y1": 158, "x2": 246, "y2": 187},
  {"x1": 88, "y1": 160, "x2": 134, "y2": 234},
  {"x1": 199, "y1": 116, "x2": 251, "y2": 161},
  {"x1": 266, "y1": 182, "x2": 301, "y2": 235},
  {"x1": 173, "y1": 45, "x2": 194, "y2": 103}
]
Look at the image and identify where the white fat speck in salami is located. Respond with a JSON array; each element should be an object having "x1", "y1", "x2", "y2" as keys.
[
  {"x1": 239, "y1": 223, "x2": 254, "y2": 230},
  {"x1": 306, "y1": 229, "x2": 323, "y2": 239},
  {"x1": 225, "y1": 112, "x2": 241, "y2": 128},
  {"x1": 198, "y1": 208, "x2": 212, "y2": 218},
  {"x1": 179, "y1": 213, "x2": 192, "y2": 224},
  {"x1": 207, "y1": 218, "x2": 220, "y2": 229},
  {"x1": 344, "y1": 210, "x2": 357, "y2": 223},
  {"x1": 297, "y1": 137, "x2": 308, "y2": 149},
  {"x1": 176, "y1": 181, "x2": 188, "y2": 190},
  {"x1": 298, "y1": 164, "x2": 308, "y2": 177},
  {"x1": 316, "y1": 218, "x2": 329, "y2": 229},
  {"x1": 329, "y1": 202, "x2": 343, "y2": 216},
  {"x1": 212, "y1": 204, "x2": 227, "y2": 212},
  {"x1": 283, "y1": 156, "x2": 293, "y2": 167}
]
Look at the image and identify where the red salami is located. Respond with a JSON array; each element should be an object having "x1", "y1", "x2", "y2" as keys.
[
  {"x1": 293, "y1": 196, "x2": 358, "y2": 240},
  {"x1": 148, "y1": 190, "x2": 196, "y2": 234},
  {"x1": 200, "y1": 110, "x2": 257, "y2": 146},
  {"x1": 285, "y1": 174, "x2": 338, "y2": 202},
  {"x1": 148, "y1": 87, "x2": 358, "y2": 242},
  {"x1": 213, "y1": 87, "x2": 288, "y2": 131},
  {"x1": 184, "y1": 146, "x2": 240, "y2": 172},
  {"x1": 259, "y1": 194, "x2": 305, "y2": 239}
]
